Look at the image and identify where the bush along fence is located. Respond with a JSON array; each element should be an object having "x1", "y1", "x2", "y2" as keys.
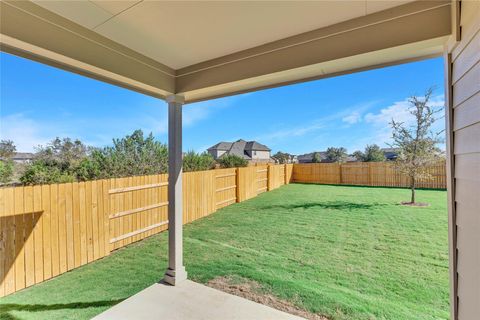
[
  {"x1": 292, "y1": 161, "x2": 447, "y2": 189},
  {"x1": 0, "y1": 164, "x2": 293, "y2": 297}
]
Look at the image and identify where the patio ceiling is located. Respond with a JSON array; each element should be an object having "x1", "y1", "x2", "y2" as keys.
[{"x1": 1, "y1": 0, "x2": 451, "y2": 102}]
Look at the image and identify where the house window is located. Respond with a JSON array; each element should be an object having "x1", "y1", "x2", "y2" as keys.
[{"x1": 253, "y1": 151, "x2": 257, "y2": 156}]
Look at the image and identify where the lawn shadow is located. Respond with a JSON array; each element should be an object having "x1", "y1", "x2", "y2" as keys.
[
  {"x1": 258, "y1": 200, "x2": 385, "y2": 211},
  {"x1": 0, "y1": 299, "x2": 124, "y2": 319}
]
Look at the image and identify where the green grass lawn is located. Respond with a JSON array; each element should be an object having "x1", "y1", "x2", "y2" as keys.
[{"x1": 0, "y1": 184, "x2": 449, "y2": 320}]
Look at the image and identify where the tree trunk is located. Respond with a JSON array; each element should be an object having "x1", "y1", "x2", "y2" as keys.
[{"x1": 410, "y1": 176, "x2": 416, "y2": 204}]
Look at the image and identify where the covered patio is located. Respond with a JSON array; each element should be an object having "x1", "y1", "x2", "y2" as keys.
[
  {"x1": 1, "y1": 1, "x2": 478, "y2": 319},
  {"x1": 93, "y1": 280, "x2": 303, "y2": 320}
]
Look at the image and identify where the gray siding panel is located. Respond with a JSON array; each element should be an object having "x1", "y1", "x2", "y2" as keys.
[
  {"x1": 453, "y1": 92, "x2": 480, "y2": 131},
  {"x1": 454, "y1": 123, "x2": 480, "y2": 155},
  {"x1": 450, "y1": 2, "x2": 480, "y2": 319},
  {"x1": 452, "y1": 61, "x2": 480, "y2": 107},
  {"x1": 455, "y1": 154, "x2": 480, "y2": 181}
]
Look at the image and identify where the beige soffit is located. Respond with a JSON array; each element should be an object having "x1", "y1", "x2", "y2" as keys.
[
  {"x1": 33, "y1": 0, "x2": 415, "y2": 69},
  {"x1": 1, "y1": 1, "x2": 451, "y2": 102},
  {"x1": 177, "y1": 0, "x2": 451, "y2": 102},
  {"x1": 0, "y1": 0, "x2": 175, "y2": 99},
  {"x1": 182, "y1": 36, "x2": 448, "y2": 103}
]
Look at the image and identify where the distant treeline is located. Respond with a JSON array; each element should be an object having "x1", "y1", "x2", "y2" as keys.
[{"x1": 0, "y1": 130, "x2": 249, "y2": 185}]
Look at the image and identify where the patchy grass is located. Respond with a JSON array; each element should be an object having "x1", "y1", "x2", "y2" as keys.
[{"x1": 0, "y1": 184, "x2": 449, "y2": 320}]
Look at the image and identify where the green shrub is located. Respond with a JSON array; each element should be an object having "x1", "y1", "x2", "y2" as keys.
[
  {"x1": 0, "y1": 160, "x2": 14, "y2": 184},
  {"x1": 217, "y1": 154, "x2": 248, "y2": 168},
  {"x1": 20, "y1": 162, "x2": 75, "y2": 185},
  {"x1": 183, "y1": 151, "x2": 215, "y2": 172}
]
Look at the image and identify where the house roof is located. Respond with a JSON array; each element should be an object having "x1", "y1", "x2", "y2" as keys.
[
  {"x1": 381, "y1": 148, "x2": 400, "y2": 160},
  {"x1": 208, "y1": 139, "x2": 271, "y2": 160},
  {"x1": 245, "y1": 141, "x2": 271, "y2": 151},
  {"x1": 297, "y1": 152, "x2": 327, "y2": 162},
  {"x1": 228, "y1": 140, "x2": 249, "y2": 159},
  {"x1": 208, "y1": 142, "x2": 233, "y2": 151},
  {"x1": 12, "y1": 152, "x2": 35, "y2": 160},
  {"x1": 208, "y1": 140, "x2": 270, "y2": 152}
]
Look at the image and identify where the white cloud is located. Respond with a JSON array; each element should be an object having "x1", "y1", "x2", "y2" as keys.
[
  {"x1": 184, "y1": 93, "x2": 251, "y2": 127},
  {"x1": 255, "y1": 100, "x2": 377, "y2": 144},
  {"x1": 363, "y1": 94, "x2": 445, "y2": 147},
  {"x1": 342, "y1": 112, "x2": 361, "y2": 124},
  {"x1": 0, "y1": 113, "x2": 50, "y2": 152}
]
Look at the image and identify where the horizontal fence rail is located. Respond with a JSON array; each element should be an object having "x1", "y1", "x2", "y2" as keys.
[
  {"x1": 0, "y1": 164, "x2": 293, "y2": 297},
  {"x1": 292, "y1": 162, "x2": 447, "y2": 189}
]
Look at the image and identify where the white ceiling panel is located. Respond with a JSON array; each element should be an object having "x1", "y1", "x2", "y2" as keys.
[
  {"x1": 33, "y1": 0, "x2": 112, "y2": 29},
  {"x1": 94, "y1": 1, "x2": 366, "y2": 68},
  {"x1": 89, "y1": 0, "x2": 141, "y2": 16},
  {"x1": 366, "y1": 0, "x2": 413, "y2": 14},
  {"x1": 32, "y1": 0, "x2": 417, "y2": 69}
]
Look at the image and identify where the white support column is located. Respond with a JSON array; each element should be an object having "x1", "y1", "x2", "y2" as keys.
[{"x1": 164, "y1": 94, "x2": 187, "y2": 285}]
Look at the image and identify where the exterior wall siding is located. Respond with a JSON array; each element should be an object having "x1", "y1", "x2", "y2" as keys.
[{"x1": 446, "y1": 1, "x2": 480, "y2": 319}]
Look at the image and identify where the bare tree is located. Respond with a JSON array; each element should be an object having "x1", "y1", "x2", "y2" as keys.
[{"x1": 390, "y1": 88, "x2": 444, "y2": 205}]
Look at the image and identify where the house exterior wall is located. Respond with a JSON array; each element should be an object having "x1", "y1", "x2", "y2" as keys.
[
  {"x1": 208, "y1": 150, "x2": 227, "y2": 159},
  {"x1": 251, "y1": 150, "x2": 271, "y2": 160},
  {"x1": 445, "y1": 1, "x2": 480, "y2": 319}
]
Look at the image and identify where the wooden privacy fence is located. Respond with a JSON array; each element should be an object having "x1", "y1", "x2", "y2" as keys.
[
  {"x1": 0, "y1": 164, "x2": 293, "y2": 297},
  {"x1": 292, "y1": 161, "x2": 447, "y2": 189},
  {"x1": 0, "y1": 161, "x2": 444, "y2": 297}
]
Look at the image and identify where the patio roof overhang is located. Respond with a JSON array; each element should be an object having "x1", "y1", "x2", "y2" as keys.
[
  {"x1": 0, "y1": 0, "x2": 452, "y2": 103},
  {"x1": 1, "y1": 1, "x2": 466, "y2": 316}
]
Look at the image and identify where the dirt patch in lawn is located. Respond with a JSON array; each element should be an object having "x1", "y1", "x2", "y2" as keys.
[
  {"x1": 207, "y1": 276, "x2": 328, "y2": 320},
  {"x1": 400, "y1": 201, "x2": 430, "y2": 207}
]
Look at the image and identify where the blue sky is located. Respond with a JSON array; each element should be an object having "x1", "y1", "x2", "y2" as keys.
[{"x1": 1, "y1": 52, "x2": 445, "y2": 154}]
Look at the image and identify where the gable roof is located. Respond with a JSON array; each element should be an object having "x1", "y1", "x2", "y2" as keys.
[
  {"x1": 11, "y1": 152, "x2": 35, "y2": 160},
  {"x1": 245, "y1": 141, "x2": 271, "y2": 151},
  {"x1": 208, "y1": 142, "x2": 233, "y2": 151},
  {"x1": 228, "y1": 140, "x2": 249, "y2": 159},
  {"x1": 297, "y1": 152, "x2": 327, "y2": 162},
  {"x1": 208, "y1": 139, "x2": 270, "y2": 152}
]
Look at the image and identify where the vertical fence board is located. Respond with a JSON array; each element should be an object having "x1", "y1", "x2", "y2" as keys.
[
  {"x1": 14, "y1": 187, "x2": 26, "y2": 291},
  {"x1": 4, "y1": 187, "x2": 15, "y2": 295},
  {"x1": 65, "y1": 183, "x2": 74, "y2": 271},
  {"x1": 72, "y1": 182, "x2": 81, "y2": 268},
  {"x1": 23, "y1": 186, "x2": 35, "y2": 287},
  {"x1": 101, "y1": 180, "x2": 110, "y2": 255},
  {"x1": 91, "y1": 181, "x2": 100, "y2": 260},
  {"x1": 0, "y1": 188, "x2": 5, "y2": 296},
  {"x1": 50, "y1": 184, "x2": 60, "y2": 277},
  {"x1": 85, "y1": 181, "x2": 93, "y2": 263},
  {"x1": 32, "y1": 185, "x2": 43, "y2": 284},
  {"x1": 41, "y1": 185, "x2": 52, "y2": 280},
  {"x1": 78, "y1": 182, "x2": 87, "y2": 266},
  {"x1": 57, "y1": 183, "x2": 67, "y2": 274}
]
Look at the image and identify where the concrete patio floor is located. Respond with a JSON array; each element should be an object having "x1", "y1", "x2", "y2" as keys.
[{"x1": 93, "y1": 280, "x2": 305, "y2": 320}]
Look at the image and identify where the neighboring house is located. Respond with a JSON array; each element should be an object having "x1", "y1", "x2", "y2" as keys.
[
  {"x1": 297, "y1": 151, "x2": 356, "y2": 163},
  {"x1": 11, "y1": 152, "x2": 34, "y2": 164},
  {"x1": 207, "y1": 139, "x2": 272, "y2": 163},
  {"x1": 381, "y1": 148, "x2": 400, "y2": 161},
  {"x1": 297, "y1": 151, "x2": 327, "y2": 163}
]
